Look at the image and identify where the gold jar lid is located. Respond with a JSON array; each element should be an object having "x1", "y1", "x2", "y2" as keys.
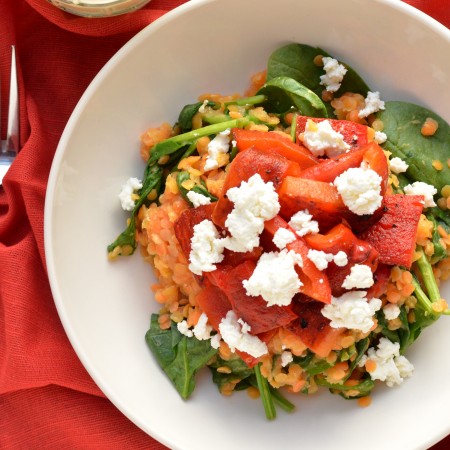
[{"x1": 48, "y1": 0, "x2": 152, "y2": 18}]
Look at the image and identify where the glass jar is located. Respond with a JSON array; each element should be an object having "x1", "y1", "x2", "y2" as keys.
[{"x1": 48, "y1": 0, "x2": 152, "y2": 18}]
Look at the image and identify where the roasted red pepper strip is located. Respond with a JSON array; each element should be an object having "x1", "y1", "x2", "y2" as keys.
[
  {"x1": 278, "y1": 176, "x2": 346, "y2": 231},
  {"x1": 174, "y1": 203, "x2": 261, "y2": 266},
  {"x1": 207, "y1": 260, "x2": 297, "y2": 335},
  {"x1": 305, "y1": 223, "x2": 379, "y2": 297},
  {"x1": 212, "y1": 147, "x2": 302, "y2": 228},
  {"x1": 287, "y1": 299, "x2": 344, "y2": 358},
  {"x1": 296, "y1": 115, "x2": 369, "y2": 150},
  {"x1": 264, "y1": 215, "x2": 331, "y2": 304},
  {"x1": 232, "y1": 128, "x2": 318, "y2": 169},
  {"x1": 358, "y1": 194, "x2": 424, "y2": 268}
]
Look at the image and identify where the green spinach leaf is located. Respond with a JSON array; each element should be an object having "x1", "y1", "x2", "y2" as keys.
[
  {"x1": 266, "y1": 43, "x2": 370, "y2": 116},
  {"x1": 145, "y1": 314, "x2": 217, "y2": 399},
  {"x1": 257, "y1": 76, "x2": 327, "y2": 117},
  {"x1": 377, "y1": 101, "x2": 450, "y2": 194}
]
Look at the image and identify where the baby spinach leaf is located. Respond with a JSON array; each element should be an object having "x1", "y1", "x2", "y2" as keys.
[
  {"x1": 266, "y1": 43, "x2": 370, "y2": 117},
  {"x1": 145, "y1": 314, "x2": 217, "y2": 399},
  {"x1": 257, "y1": 76, "x2": 327, "y2": 117},
  {"x1": 316, "y1": 376, "x2": 375, "y2": 398},
  {"x1": 209, "y1": 354, "x2": 254, "y2": 390},
  {"x1": 178, "y1": 100, "x2": 218, "y2": 132},
  {"x1": 377, "y1": 101, "x2": 450, "y2": 194},
  {"x1": 427, "y1": 213, "x2": 448, "y2": 263}
]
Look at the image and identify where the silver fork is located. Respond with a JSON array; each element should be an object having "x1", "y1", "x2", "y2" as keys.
[{"x1": 0, "y1": 46, "x2": 19, "y2": 185}]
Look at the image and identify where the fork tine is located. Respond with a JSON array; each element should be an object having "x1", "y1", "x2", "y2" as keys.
[{"x1": 6, "y1": 45, "x2": 19, "y2": 155}]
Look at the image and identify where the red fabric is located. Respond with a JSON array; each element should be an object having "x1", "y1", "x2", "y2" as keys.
[{"x1": 0, "y1": 0, "x2": 448, "y2": 448}]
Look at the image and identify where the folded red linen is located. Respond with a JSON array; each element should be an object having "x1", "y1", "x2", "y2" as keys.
[{"x1": 0, "y1": 1, "x2": 448, "y2": 449}]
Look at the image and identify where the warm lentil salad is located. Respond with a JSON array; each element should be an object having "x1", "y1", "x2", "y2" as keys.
[{"x1": 108, "y1": 43, "x2": 450, "y2": 419}]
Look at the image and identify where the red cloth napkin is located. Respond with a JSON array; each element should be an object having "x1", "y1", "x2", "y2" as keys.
[{"x1": 0, "y1": 0, "x2": 448, "y2": 448}]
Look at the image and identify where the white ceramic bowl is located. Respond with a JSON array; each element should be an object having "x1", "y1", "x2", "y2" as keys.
[{"x1": 45, "y1": 1, "x2": 450, "y2": 449}]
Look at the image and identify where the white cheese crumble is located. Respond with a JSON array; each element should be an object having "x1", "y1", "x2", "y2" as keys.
[
  {"x1": 288, "y1": 209, "x2": 319, "y2": 237},
  {"x1": 307, "y1": 249, "x2": 334, "y2": 271},
  {"x1": 177, "y1": 320, "x2": 193, "y2": 337},
  {"x1": 204, "y1": 129, "x2": 231, "y2": 171},
  {"x1": 219, "y1": 310, "x2": 268, "y2": 358},
  {"x1": 374, "y1": 131, "x2": 387, "y2": 144},
  {"x1": 192, "y1": 313, "x2": 213, "y2": 340},
  {"x1": 358, "y1": 91, "x2": 385, "y2": 118},
  {"x1": 321, "y1": 291, "x2": 382, "y2": 333},
  {"x1": 223, "y1": 174, "x2": 280, "y2": 253},
  {"x1": 177, "y1": 313, "x2": 215, "y2": 342},
  {"x1": 404, "y1": 181, "x2": 437, "y2": 208},
  {"x1": 320, "y1": 57, "x2": 347, "y2": 93},
  {"x1": 307, "y1": 249, "x2": 349, "y2": 270},
  {"x1": 118, "y1": 177, "x2": 142, "y2": 211},
  {"x1": 383, "y1": 303, "x2": 401, "y2": 320},
  {"x1": 186, "y1": 190, "x2": 212, "y2": 207},
  {"x1": 359, "y1": 337, "x2": 414, "y2": 387},
  {"x1": 333, "y1": 165, "x2": 383, "y2": 215},
  {"x1": 389, "y1": 156, "x2": 409, "y2": 174},
  {"x1": 273, "y1": 227, "x2": 296, "y2": 250},
  {"x1": 281, "y1": 350, "x2": 294, "y2": 367},
  {"x1": 342, "y1": 264, "x2": 374, "y2": 289},
  {"x1": 188, "y1": 219, "x2": 225, "y2": 275},
  {"x1": 300, "y1": 119, "x2": 350, "y2": 158},
  {"x1": 333, "y1": 251, "x2": 349, "y2": 267},
  {"x1": 243, "y1": 249, "x2": 303, "y2": 307},
  {"x1": 210, "y1": 333, "x2": 222, "y2": 349}
]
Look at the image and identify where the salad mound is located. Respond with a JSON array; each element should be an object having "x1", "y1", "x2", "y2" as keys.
[{"x1": 108, "y1": 43, "x2": 450, "y2": 419}]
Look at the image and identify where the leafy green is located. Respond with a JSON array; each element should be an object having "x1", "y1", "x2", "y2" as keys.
[
  {"x1": 266, "y1": 43, "x2": 369, "y2": 116},
  {"x1": 316, "y1": 377, "x2": 375, "y2": 399},
  {"x1": 427, "y1": 213, "x2": 448, "y2": 263},
  {"x1": 107, "y1": 164, "x2": 163, "y2": 254},
  {"x1": 145, "y1": 315, "x2": 217, "y2": 399},
  {"x1": 177, "y1": 100, "x2": 218, "y2": 132},
  {"x1": 257, "y1": 76, "x2": 327, "y2": 117},
  {"x1": 254, "y1": 363, "x2": 276, "y2": 420},
  {"x1": 176, "y1": 171, "x2": 217, "y2": 207},
  {"x1": 377, "y1": 307, "x2": 411, "y2": 353},
  {"x1": 209, "y1": 354, "x2": 254, "y2": 391},
  {"x1": 377, "y1": 101, "x2": 450, "y2": 194}
]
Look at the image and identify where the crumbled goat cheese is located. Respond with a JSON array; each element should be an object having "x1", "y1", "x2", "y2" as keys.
[
  {"x1": 210, "y1": 333, "x2": 222, "y2": 349},
  {"x1": 223, "y1": 174, "x2": 280, "y2": 252},
  {"x1": 307, "y1": 249, "x2": 349, "y2": 270},
  {"x1": 288, "y1": 209, "x2": 319, "y2": 237},
  {"x1": 177, "y1": 320, "x2": 193, "y2": 337},
  {"x1": 118, "y1": 177, "x2": 142, "y2": 211},
  {"x1": 383, "y1": 303, "x2": 401, "y2": 320},
  {"x1": 219, "y1": 310, "x2": 268, "y2": 358},
  {"x1": 333, "y1": 165, "x2": 383, "y2": 215},
  {"x1": 320, "y1": 57, "x2": 347, "y2": 93},
  {"x1": 243, "y1": 249, "x2": 303, "y2": 307},
  {"x1": 389, "y1": 156, "x2": 409, "y2": 174},
  {"x1": 321, "y1": 291, "x2": 382, "y2": 333},
  {"x1": 374, "y1": 131, "x2": 387, "y2": 144},
  {"x1": 404, "y1": 181, "x2": 437, "y2": 208},
  {"x1": 300, "y1": 119, "x2": 350, "y2": 158},
  {"x1": 358, "y1": 91, "x2": 385, "y2": 118},
  {"x1": 273, "y1": 227, "x2": 297, "y2": 250},
  {"x1": 307, "y1": 249, "x2": 334, "y2": 271},
  {"x1": 186, "y1": 190, "x2": 212, "y2": 207},
  {"x1": 359, "y1": 337, "x2": 414, "y2": 387},
  {"x1": 342, "y1": 264, "x2": 374, "y2": 289},
  {"x1": 204, "y1": 129, "x2": 231, "y2": 171},
  {"x1": 333, "y1": 251, "x2": 348, "y2": 267},
  {"x1": 193, "y1": 313, "x2": 213, "y2": 340},
  {"x1": 281, "y1": 350, "x2": 294, "y2": 367},
  {"x1": 189, "y1": 219, "x2": 225, "y2": 275}
]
